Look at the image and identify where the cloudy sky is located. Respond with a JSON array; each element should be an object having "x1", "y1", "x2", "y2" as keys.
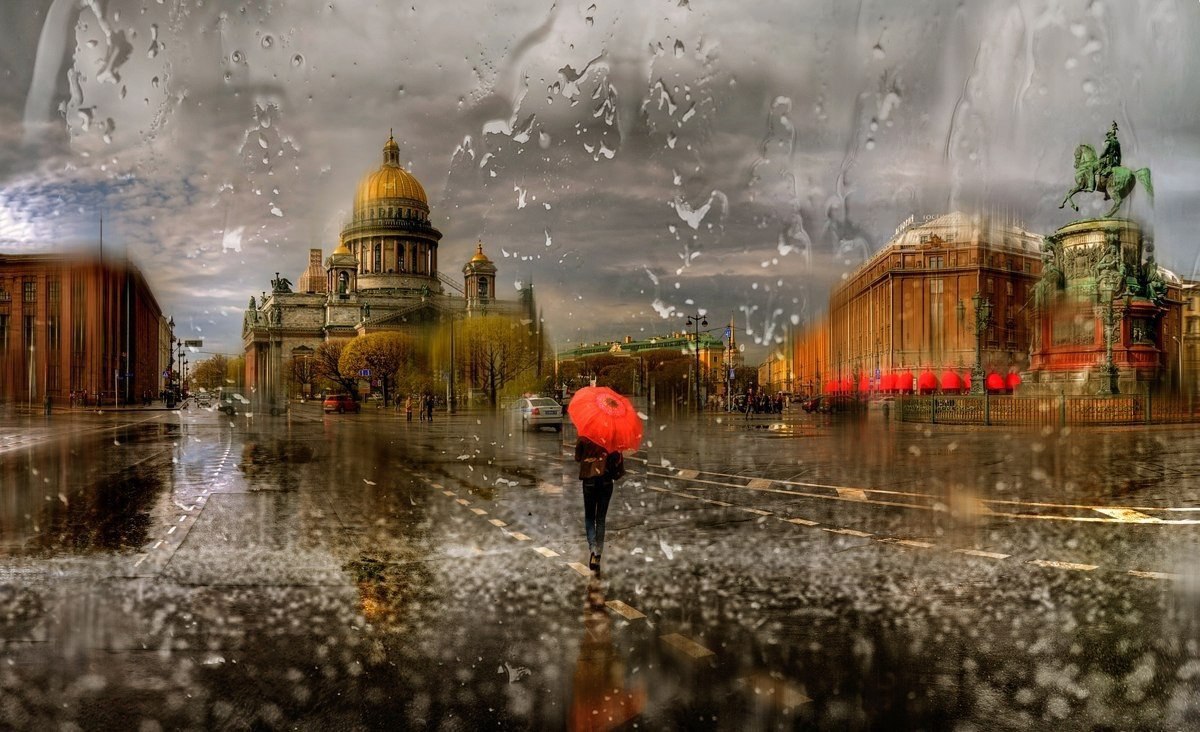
[{"x1": 1, "y1": 0, "x2": 1198, "y2": 361}]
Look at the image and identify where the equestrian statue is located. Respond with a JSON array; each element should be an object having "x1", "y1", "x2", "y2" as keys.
[{"x1": 1059, "y1": 121, "x2": 1153, "y2": 218}]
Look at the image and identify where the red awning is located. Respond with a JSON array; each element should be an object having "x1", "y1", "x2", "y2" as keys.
[
  {"x1": 963, "y1": 371, "x2": 972, "y2": 390},
  {"x1": 1005, "y1": 372, "x2": 1022, "y2": 390},
  {"x1": 880, "y1": 373, "x2": 897, "y2": 392},
  {"x1": 858, "y1": 375, "x2": 870, "y2": 393},
  {"x1": 940, "y1": 370, "x2": 963, "y2": 392},
  {"x1": 917, "y1": 370, "x2": 938, "y2": 394},
  {"x1": 985, "y1": 372, "x2": 1005, "y2": 392},
  {"x1": 898, "y1": 370, "x2": 915, "y2": 393}
]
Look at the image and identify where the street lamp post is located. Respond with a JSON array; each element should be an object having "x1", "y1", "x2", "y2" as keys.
[
  {"x1": 685, "y1": 313, "x2": 708, "y2": 412},
  {"x1": 970, "y1": 292, "x2": 992, "y2": 395}
]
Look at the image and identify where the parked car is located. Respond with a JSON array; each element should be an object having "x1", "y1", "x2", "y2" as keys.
[
  {"x1": 193, "y1": 392, "x2": 212, "y2": 407},
  {"x1": 323, "y1": 393, "x2": 361, "y2": 414},
  {"x1": 802, "y1": 395, "x2": 866, "y2": 415},
  {"x1": 513, "y1": 396, "x2": 563, "y2": 431}
]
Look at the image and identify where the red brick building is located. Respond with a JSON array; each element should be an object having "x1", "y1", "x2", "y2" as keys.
[{"x1": 0, "y1": 254, "x2": 168, "y2": 408}]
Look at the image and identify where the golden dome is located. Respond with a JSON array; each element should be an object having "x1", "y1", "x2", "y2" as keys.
[
  {"x1": 353, "y1": 132, "x2": 428, "y2": 210},
  {"x1": 470, "y1": 241, "x2": 491, "y2": 263}
]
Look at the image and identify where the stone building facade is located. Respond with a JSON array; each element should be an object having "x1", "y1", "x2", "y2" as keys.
[
  {"x1": 0, "y1": 254, "x2": 167, "y2": 408},
  {"x1": 242, "y1": 134, "x2": 535, "y2": 404}
]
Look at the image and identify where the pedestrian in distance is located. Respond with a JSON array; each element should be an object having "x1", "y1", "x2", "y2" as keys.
[
  {"x1": 574, "y1": 436, "x2": 625, "y2": 574},
  {"x1": 405, "y1": 395, "x2": 413, "y2": 422},
  {"x1": 418, "y1": 394, "x2": 426, "y2": 421},
  {"x1": 426, "y1": 394, "x2": 435, "y2": 422}
]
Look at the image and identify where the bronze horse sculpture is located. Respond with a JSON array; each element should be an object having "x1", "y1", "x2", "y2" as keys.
[{"x1": 1059, "y1": 144, "x2": 1153, "y2": 218}]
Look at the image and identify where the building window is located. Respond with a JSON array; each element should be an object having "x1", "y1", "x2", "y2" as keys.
[
  {"x1": 48, "y1": 278, "x2": 60, "y2": 306},
  {"x1": 928, "y1": 256, "x2": 943, "y2": 269},
  {"x1": 1006, "y1": 281, "x2": 1013, "y2": 296},
  {"x1": 0, "y1": 285, "x2": 9, "y2": 301},
  {"x1": 374, "y1": 243, "x2": 382, "y2": 272},
  {"x1": 24, "y1": 315, "x2": 34, "y2": 350},
  {"x1": 929, "y1": 279, "x2": 944, "y2": 358},
  {"x1": 23, "y1": 279, "x2": 35, "y2": 303},
  {"x1": 986, "y1": 278, "x2": 994, "y2": 294},
  {"x1": 0, "y1": 314, "x2": 7, "y2": 352}
]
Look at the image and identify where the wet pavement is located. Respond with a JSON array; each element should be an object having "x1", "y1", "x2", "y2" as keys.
[{"x1": 2, "y1": 404, "x2": 1199, "y2": 730}]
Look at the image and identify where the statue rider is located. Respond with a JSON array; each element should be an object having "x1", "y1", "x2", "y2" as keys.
[{"x1": 1096, "y1": 121, "x2": 1121, "y2": 199}]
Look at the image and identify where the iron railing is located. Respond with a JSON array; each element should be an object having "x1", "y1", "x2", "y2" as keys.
[{"x1": 897, "y1": 393, "x2": 1200, "y2": 426}]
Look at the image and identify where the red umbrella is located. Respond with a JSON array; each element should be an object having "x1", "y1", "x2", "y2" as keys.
[{"x1": 567, "y1": 386, "x2": 643, "y2": 452}]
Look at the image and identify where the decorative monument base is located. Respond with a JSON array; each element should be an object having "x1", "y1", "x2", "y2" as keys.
[{"x1": 1024, "y1": 217, "x2": 1169, "y2": 395}]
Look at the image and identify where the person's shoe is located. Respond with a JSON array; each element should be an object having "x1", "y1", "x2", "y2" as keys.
[{"x1": 588, "y1": 553, "x2": 600, "y2": 572}]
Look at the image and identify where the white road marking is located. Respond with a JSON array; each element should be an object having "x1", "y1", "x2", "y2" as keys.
[
  {"x1": 746, "y1": 478, "x2": 774, "y2": 489},
  {"x1": 741, "y1": 507, "x2": 772, "y2": 516},
  {"x1": 1027, "y1": 559, "x2": 1099, "y2": 571},
  {"x1": 470, "y1": 508, "x2": 488, "y2": 515},
  {"x1": 455, "y1": 498, "x2": 470, "y2": 506},
  {"x1": 835, "y1": 487, "x2": 868, "y2": 501},
  {"x1": 954, "y1": 548, "x2": 1011, "y2": 560},
  {"x1": 784, "y1": 517, "x2": 820, "y2": 527},
  {"x1": 533, "y1": 546, "x2": 559, "y2": 558},
  {"x1": 879, "y1": 538, "x2": 934, "y2": 549},
  {"x1": 509, "y1": 531, "x2": 532, "y2": 541},
  {"x1": 705, "y1": 500, "x2": 733, "y2": 507},
  {"x1": 675, "y1": 469, "x2": 699, "y2": 480},
  {"x1": 488, "y1": 519, "x2": 507, "y2": 527},
  {"x1": 822, "y1": 528, "x2": 873, "y2": 538},
  {"x1": 153, "y1": 541, "x2": 163, "y2": 549},
  {"x1": 606, "y1": 600, "x2": 646, "y2": 620},
  {"x1": 661, "y1": 633, "x2": 715, "y2": 659},
  {"x1": 443, "y1": 491, "x2": 456, "y2": 497},
  {"x1": 1128, "y1": 569, "x2": 1181, "y2": 581},
  {"x1": 1093, "y1": 508, "x2": 1162, "y2": 523},
  {"x1": 167, "y1": 526, "x2": 177, "y2": 535},
  {"x1": 567, "y1": 562, "x2": 592, "y2": 577},
  {"x1": 133, "y1": 554, "x2": 148, "y2": 567},
  {"x1": 178, "y1": 516, "x2": 187, "y2": 523}
]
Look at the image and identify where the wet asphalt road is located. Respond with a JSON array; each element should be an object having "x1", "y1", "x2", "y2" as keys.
[{"x1": 1, "y1": 404, "x2": 1199, "y2": 730}]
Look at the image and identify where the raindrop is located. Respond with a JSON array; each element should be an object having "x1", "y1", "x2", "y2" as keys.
[
  {"x1": 261, "y1": 35, "x2": 274, "y2": 49},
  {"x1": 666, "y1": 131, "x2": 677, "y2": 149},
  {"x1": 544, "y1": 229, "x2": 552, "y2": 247},
  {"x1": 872, "y1": 43, "x2": 885, "y2": 60},
  {"x1": 865, "y1": 139, "x2": 876, "y2": 150},
  {"x1": 257, "y1": 133, "x2": 269, "y2": 149},
  {"x1": 291, "y1": 53, "x2": 305, "y2": 68},
  {"x1": 148, "y1": 24, "x2": 161, "y2": 58},
  {"x1": 224, "y1": 71, "x2": 233, "y2": 83},
  {"x1": 673, "y1": 39, "x2": 685, "y2": 58},
  {"x1": 270, "y1": 205, "x2": 283, "y2": 217},
  {"x1": 538, "y1": 131, "x2": 551, "y2": 149},
  {"x1": 231, "y1": 50, "x2": 244, "y2": 64},
  {"x1": 151, "y1": 76, "x2": 160, "y2": 89}
]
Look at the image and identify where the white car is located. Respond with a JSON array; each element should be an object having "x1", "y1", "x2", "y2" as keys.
[{"x1": 514, "y1": 397, "x2": 563, "y2": 432}]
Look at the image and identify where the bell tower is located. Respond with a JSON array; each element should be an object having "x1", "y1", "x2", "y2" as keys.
[
  {"x1": 326, "y1": 242, "x2": 358, "y2": 300},
  {"x1": 462, "y1": 241, "x2": 497, "y2": 312}
]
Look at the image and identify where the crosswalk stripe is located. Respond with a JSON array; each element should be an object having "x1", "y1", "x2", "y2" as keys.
[
  {"x1": 533, "y1": 547, "x2": 559, "y2": 558},
  {"x1": 488, "y1": 519, "x2": 507, "y2": 527},
  {"x1": 822, "y1": 528, "x2": 872, "y2": 538},
  {"x1": 954, "y1": 548, "x2": 1010, "y2": 560},
  {"x1": 567, "y1": 562, "x2": 591, "y2": 577},
  {"x1": 605, "y1": 600, "x2": 645, "y2": 620},
  {"x1": 661, "y1": 633, "x2": 715, "y2": 659}
]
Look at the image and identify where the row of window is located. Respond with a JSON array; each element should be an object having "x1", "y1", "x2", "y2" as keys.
[
  {"x1": 365, "y1": 206, "x2": 427, "y2": 223},
  {"x1": 0, "y1": 314, "x2": 60, "y2": 351},
  {"x1": 0, "y1": 278, "x2": 62, "y2": 303}
]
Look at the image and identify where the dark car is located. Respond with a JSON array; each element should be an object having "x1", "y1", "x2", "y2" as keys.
[
  {"x1": 802, "y1": 395, "x2": 866, "y2": 415},
  {"x1": 323, "y1": 394, "x2": 361, "y2": 414}
]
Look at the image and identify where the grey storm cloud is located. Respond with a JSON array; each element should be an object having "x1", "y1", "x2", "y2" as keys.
[{"x1": 0, "y1": 0, "x2": 1198, "y2": 358}]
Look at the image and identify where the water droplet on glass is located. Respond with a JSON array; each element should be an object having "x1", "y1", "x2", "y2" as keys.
[
  {"x1": 666, "y1": 131, "x2": 678, "y2": 149},
  {"x1": 232, "y1": 50, "x2": 244, "y2": 64},
  {"x1": 673, "y1": 39, "x2": 685, "y2": 58},
  {"x1": 292, "y1": 53, "x2": 305, "y2": 68},
  {"x1": 261, "y1": 35, "x2": 274, "y2": 49},
  {"x1": 872, "y1": 43, "x2": 885, "y2": 60},
  {"x1": 224, "y1": 71, "x2": 233, "y2": 82}
]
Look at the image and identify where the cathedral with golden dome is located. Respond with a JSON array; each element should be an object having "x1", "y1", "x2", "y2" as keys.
[{"x1": 242, "y1": 132, "x2": 538, "y2": 406}]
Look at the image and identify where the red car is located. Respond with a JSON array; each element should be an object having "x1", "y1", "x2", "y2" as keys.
[{"x1": 323, "y1": 394, "x2": 361, "y2": 414}]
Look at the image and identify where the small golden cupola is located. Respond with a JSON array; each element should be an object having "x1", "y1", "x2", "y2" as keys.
[{"x1": 463, "y1": 241, "x2": 498, "y2": 309}]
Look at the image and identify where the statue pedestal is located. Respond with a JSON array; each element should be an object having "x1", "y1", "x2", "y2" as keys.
[{"x1": 1023, "y1": 218, "x2": 1166, "y2": 396}]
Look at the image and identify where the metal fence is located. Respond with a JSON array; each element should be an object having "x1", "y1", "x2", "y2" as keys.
[{"x1": 897, "y1": 393, "x2": 1200, "y2": 426}]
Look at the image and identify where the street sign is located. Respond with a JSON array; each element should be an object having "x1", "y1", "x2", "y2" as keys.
[
  {"x1": 360, "y1": 369, "x2": 370, "y2": 377},
  {"x1": 183, "y1": 339, "x2": 204, "y2": 347}
]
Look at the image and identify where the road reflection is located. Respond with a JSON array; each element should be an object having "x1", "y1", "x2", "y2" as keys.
[
  {"x1": 569, "y1": 578, "x2": 645, "y2": 731},
  {"x1": 0, "y1": 423, "x2": 169, "y2": 556}
]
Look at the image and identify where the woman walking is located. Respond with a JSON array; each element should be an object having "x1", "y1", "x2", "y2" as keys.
[{"x1": 575, "y1": 436, "x2": 624, "y2": 573}]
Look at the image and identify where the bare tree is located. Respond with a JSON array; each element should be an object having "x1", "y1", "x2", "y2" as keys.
[
  {"x1": 459, "y1": 315, "x2": 539, "y2": 408},
  {"x1": 314, "y1": 340, "x2": 360, "y2": 396},
  {"x1": 192, "y1": 355, "x2": 228, "y2": 391}
]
